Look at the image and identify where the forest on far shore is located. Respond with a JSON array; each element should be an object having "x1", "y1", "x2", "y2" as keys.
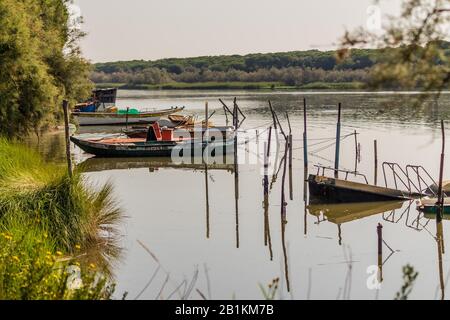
[{"x1": 91, "y1": 42, "x2": 450, "y2": 89}]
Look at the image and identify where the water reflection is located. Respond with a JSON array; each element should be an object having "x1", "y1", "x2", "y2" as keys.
[{"x1": 25, "y1": 90, "x2": 450, "y2": 299}]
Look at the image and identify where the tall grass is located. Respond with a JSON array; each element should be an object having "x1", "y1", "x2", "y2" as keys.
[{"x1": 0, "y1": 138, "x2": 122, "y2": 299}]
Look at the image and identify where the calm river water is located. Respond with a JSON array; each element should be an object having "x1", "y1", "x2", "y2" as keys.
[{"x1": 32, "y1": 90, "x2": 450, "y2": 300}]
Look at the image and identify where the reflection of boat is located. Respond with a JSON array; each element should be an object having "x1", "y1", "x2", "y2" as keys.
[
  {"x1": 72, "y1": 106, "x2": 185, "y2": 126},
  {"x1": 307, "y1": 201, "x2": 404, "y2": 224},
  {"x1": 71, "y1": 135, "x2": 234, "y2": 158},
  {"x1": 79, "y1": 156, "x2": 235, "y2": 173},
  {"x1": 308, "y1": 174, "x2": 415, "y2": 204}
]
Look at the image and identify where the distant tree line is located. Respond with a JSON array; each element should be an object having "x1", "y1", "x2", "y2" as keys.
[
  {"x1": 92, "y1": 44, "x2": 450, "y2": 88},
  {"x1": 92, "y1": 49, "x2": 381, "y2": 86}
]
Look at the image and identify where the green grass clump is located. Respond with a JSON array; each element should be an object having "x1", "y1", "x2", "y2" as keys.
[{"x1": 0, "y1": 138, "x2": 122, "y2": 299}]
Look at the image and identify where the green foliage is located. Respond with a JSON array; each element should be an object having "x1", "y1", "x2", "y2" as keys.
[
  {"x1": 395, "y1": 264, "x2": 418, "y2": 300},
  {"x1": 0, "y1": 139, "x2": 123, "y2": 299},
  {"x1": 0, "y1": 0, "x2": 92, "y2": 138},
  {"x1": 0, "y1": 225, "x2": 114, "y2": 300},
  {"x1": 340, "y1": 0, "x2": 450, "y2": 97}
]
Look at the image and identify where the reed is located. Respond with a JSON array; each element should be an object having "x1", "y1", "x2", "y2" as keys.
[{"x1": 0, "y1": 138, "x2": 122, "y2": 299}]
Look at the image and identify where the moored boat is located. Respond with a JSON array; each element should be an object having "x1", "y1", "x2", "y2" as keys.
[
  {"x1": 71, "y1": 122, "x2": 235, "y2": 158},
  {"x1": 417, "y1": 197, "x2": 450, "y2": 214},
  {"x1": 72, "y1": 106, "x2": 185, "y2": 126}
]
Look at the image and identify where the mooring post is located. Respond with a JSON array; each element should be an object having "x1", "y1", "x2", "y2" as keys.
[
  {"x1": 289, "y1": 134, "x2": 293, "y2": 200},
  {"x1": 303, "y1": 98, "x2": 308, "y2": 173},
  {"x1": 62, "y1": 100, "x2": 73, "y2": 178},
  {"x1": 223, "y1": 106, "x2": 229, "y2": 126},
  {"x1": 268, "y1": 101, "x2": 278, "y2": 130},
  {"x1": 436, "y1": 120, "x2": 445, "y2": 224},
  {"x1": 374, "y1": 140, "x2": 378, "y2": 185},
  {"x1": 334, "y1": 103, "x2": 342, "y2": 179},
  {"x1": 354, "y1": 130, "x2": 358, "y2": 174},
  {"x1": 125, "y1": 107, "x2": 130, "y2": 129},
  {"x1": 377, "y1": 223, "x2": 383, "y2": 282}
]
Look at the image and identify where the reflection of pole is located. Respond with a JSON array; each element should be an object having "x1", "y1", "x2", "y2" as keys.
[
  {"x1": 62, "y1": 100, "x2": 73, "y2": 178},
  {"x1": 437, "y1": 224, "x2": 445, "y2": 300},
  {"x1": 377, "y1": 223, "x2": 383, "y2": 283},
  {"x1": 234, "y1": 119, "x2": 239, "y2": 249},
  {"x1": 204, "y1": 163, "x2": 210, "y2": 239},
  {"x1": 280, "y1": 139, "x2": 290, "y2": 292},
  {"x1": 338, "y1": 224, "x2": 342, "y2": 246},
  {"x1": 374, "y1": 140, "x2": 378, "y2": 185},
  {"x1": 263, "y1": 136, "x2": 273, "y2": 260},
  {"x1": 334, "y1": 103, "x2": 342, "y2": 179}
]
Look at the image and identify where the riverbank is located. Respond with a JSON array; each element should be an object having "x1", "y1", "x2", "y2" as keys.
[
  {"x1": 0, "y1": 138, "x2": 121, "y2": 299},
  {"x1": 95, "y1": 81, "x2": 364, "y2": 90}
]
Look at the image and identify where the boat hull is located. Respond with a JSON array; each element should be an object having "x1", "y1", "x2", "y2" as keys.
[
  {"x1": 308, "y1": 174, "x2": 412, "y2": 204},
  {"x1": 70, "y1": 136, "x2": 234, "y2": 158},
  {"x1": 72, "y1": 107, "x2": 184, "y2": 126}
]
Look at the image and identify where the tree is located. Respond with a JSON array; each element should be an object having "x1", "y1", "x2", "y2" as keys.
[
  {"x1": 339, "y1": 0, "x2": 450, "y2": 98},
  {"x1": 0, "y1": 0, "x2": 92, "y2": 138}
]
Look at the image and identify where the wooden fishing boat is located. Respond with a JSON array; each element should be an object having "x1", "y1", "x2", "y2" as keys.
[
  {"x1": 123, "y1": 124, "x2": 234, "y2": 139},
  {"x1": 417, "y1": 197, "x2": 450, "y2": 214},
  {"x1": 71, "y1": 122, "x2": 234, "y2": 158},
  {"x1": 72, "y1": 106, "x2": 185, "y2": 126},
  {"x1": 308, "y1": 174, "x2": 417, "y2": 204}
]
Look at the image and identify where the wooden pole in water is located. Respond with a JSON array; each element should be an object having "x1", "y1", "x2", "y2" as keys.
[
  {"x1": 125, "y1": 107, "x2": 130, "y2": 129},
  {"x1": 223, "y1": 106, "x2": 229, "y2": 126},
  {"x1": 374, "y1": 140, "x2": 378, "y2": 185},
  {"x1": 377, "y1": 223, "x2": 383, "y2": 283},
  {"x1": 233, "y1": 103, "x2": 239, "y2": 249},
  {"x1": 436, "y1": 120, "x2": 445, "y2": 260},
  {"x1": 354, "y1": 130, "x2": 358, "y2": 174},
  {"x1": 303, "y1": 98, "x2": 308, "y2": 172},
  {"x1": 286, "y1": 112, "x2": 293, "y2": 201},
  {"x1": 436, "y1": 120, "x2": 445, "y2": 224},
  {"x1": 264, "y1": 127, "x2": 273, "y2": 259},
  {"x1": 334, "y1": 103, "x2": 342, "y2": 179},
  {"x1": 268, "y1": 101, "x2": 278, "y2": 130},
  {"x1": 62, "y1": 100, "x2": 73, "y2": 178}
]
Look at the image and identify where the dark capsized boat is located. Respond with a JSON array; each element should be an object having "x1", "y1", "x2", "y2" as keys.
[{"x1": 308, "y1": 174, "x2": 418, "y2": 204}]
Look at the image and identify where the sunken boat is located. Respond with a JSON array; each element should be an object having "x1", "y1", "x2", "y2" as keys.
[{"x1": 308, "y1": 174, "x2": 418, "y2": 204}]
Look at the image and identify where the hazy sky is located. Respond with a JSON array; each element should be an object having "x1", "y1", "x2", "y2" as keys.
[{"x1": 74, "y1": 0, "x2": 401, "y2": 62}]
